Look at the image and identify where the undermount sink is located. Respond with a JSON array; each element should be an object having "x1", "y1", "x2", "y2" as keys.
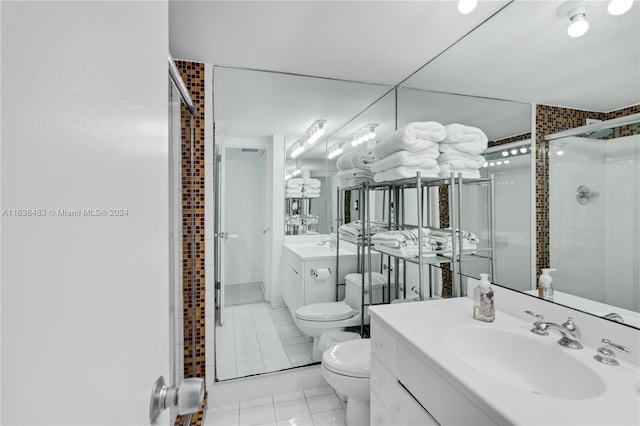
[{"x1": 445, "y1": 326, "x2": 605, "y2": 400}]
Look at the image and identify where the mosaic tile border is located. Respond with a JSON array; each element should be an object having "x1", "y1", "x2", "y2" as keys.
[{"x1": 176, "y1": 60, "x2": 207, "y2": 426}]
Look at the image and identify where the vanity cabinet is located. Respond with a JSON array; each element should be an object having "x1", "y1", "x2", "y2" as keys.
[
  {"x1": 370, "y1": 317, "x2": 494, "y2": 426},
  {"x1": 282, "y1": 242, "x2": 359, "y2": 317}
]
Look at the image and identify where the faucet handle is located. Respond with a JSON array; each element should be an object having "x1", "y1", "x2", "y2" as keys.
[
  {"x1": 594, "y1": 339, "x2": 631, "y2": 366},
  {"x1": 524, "y1": 310, "x2": 548, "y2": 336},
  {"x1": 524, "y1": 310, "x2": 544, "y2": 320},
  {"x1": 562, "y1": 317, "x2": 580, "y2": 339}
]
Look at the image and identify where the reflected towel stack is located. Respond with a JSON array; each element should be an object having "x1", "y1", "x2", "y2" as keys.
[
  {"x1": 437, "y1": 124, "x2": 488, "y2": 179},
  {"x1": 286, "y1": 178, "x2": 321, "y2": 198},
  {"x1": 338, "y1": 220, "x2": 389, "y2": 244},
  {"x1": 372, "y1": 122, "x2": 445, "y2": 182}
]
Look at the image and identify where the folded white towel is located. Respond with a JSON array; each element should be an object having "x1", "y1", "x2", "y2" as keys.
[
  {"x1": 373, "y1": 122, "x2": 446, "y2": 159},
  {"x1": 286, "y1": 192, "x2": 304, "y2": 198},
  {"x1": 438, "y1": 164, "x2": 481, "y2": 179},
  {"x1": 352, "y1": 151, "x2": 377, "y2": 171},
  {"x1": 441, "y1": 124, "x2": 488, "y2": 155},
  {"x1": 304, "y1": 178, "x2": 321, "y2": 189},
  {"x1": 338, "y1": 168, "x2": 375, "y2": 180},
  {"x1": 339, "y1": 177, "x2": 373, "y2": 188},
  {"x1": 437, "y1": 151, "x2": 485, "y2": 170},
  {"x1": 287, "y1": 178, "x2": 304, "y2": 187},
  {"x1": 374, "y1": 166, "x2": 440, "y2": 183},
  {"x1": 371, "y1": 149, "x2": 439, "y2": 173},
  {"x1": 303, "y1": 187, "x2": 321, "y2": 195},
  {"x1": 371, "y1": 228, "x2": 431, "y2": 246}
]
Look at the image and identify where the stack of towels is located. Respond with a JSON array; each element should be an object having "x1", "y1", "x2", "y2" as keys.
[
  {"x1": 371, "y1": 228, "x2": 440, "y2": 258},
  {"x1": 336, "y1": 148, "x2": 376, "y2": 188},
  {"x1": 286, "y1": 178, "x2": 322, "y2": 198},
  {"x1": 371, "y1": 122, "x2": 446, "y2": 182},
  {"x1": 371, "y1": 227, "x2": 479, "y2": 258},
  {"x1": 429, "y1": 228, "x2": 479, "y2": 255},
  {"x1": 338, "y1": 220, "x2": 389, "y2": 245},
  {"x1": 438, "y1": 124, "x2": 488, "y2": 179}
]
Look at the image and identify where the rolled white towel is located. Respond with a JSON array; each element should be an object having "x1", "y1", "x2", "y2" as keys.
[
  {"x1": 438, "y1": 164, "x2": 481, "y2": 179},
  {"x1": 286, "y1": 178, "x2": 304, "y2": 188},
  {"x1": 304, "y1": 178, "x2": 321, "y2": 189},
  {"x1": 286, "y1": 192, "x2": 304, "y2": 198},
  {"x1": 441, "y1": 123, "x2": 488, "y2": 155},
  {"x1": 373, "y1": 122, "x2": 446, "y2": 159},
  {"x1": 437, "y1": 152, "x2": 485, "y2": 170},
  {"x1": 374, "y1": 166, "x2": 440, "y2": 183},
  {"x1": 337, "y1": 168, "x2": 375, "y2": 180},
  {"x1": 371, "y1": 149, "x2": 439, "y2": 173},
  {"x1": 303, "y1": 187, "x2": 321, "y2": 195},
  {"x1": 336, "y1": 148, "x2": 374, "y2": 171}
]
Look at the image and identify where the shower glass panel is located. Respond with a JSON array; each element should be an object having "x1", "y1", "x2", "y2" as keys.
[{"x1": 549, "y1": 128, "x2": 640, "y2": 320}]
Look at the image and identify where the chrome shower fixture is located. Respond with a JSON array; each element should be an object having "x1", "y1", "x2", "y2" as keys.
[{"x1": 576, "y1": 185, "x2": 600, "y2": 205}]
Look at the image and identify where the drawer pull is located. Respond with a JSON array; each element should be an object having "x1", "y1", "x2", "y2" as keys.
[{"x1": 374, "y1": 340, "x2": 383, "y2": 349}]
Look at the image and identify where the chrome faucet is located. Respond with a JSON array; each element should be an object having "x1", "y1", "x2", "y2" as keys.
[
  {"x1": 525, "y1": 311, "x2": 583, "y2": 349},
  {"x1": 319, "y1": 233, "x2": 337, "y2": 250}
]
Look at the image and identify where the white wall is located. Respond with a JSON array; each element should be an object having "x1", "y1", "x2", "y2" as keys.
[
  {"x1": 269, "y1": 135, "x2": 286, "y2": 309},
  {"x1": 1, "y1": 1, "x2": 170, "y2": 424}
]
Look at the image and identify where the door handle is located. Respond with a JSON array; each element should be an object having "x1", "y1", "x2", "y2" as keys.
[
  {"x1": 216, "y1": 232, "x2": 239, "y2": 239},
  {"x1": 149, "y1": 376, "x2": 204, "y2": 424}
]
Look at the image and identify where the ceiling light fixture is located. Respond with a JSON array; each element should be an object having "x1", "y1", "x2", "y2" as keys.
[
  {"x1": 351, "y1": 124, "x2": 378, "y2": 147},
  {"x1": 289, "y1": 140, "x2": 306, "y2": 158},
  {"x1": 501, "y1": 151, "x2": 509, "y2": 157},
  {"x1": 458, "y1": 0, "x2": 477, "y2": 14},
  {"x1": 306, "y1": 119, "x2": 327, "y2": 145},
  {"x1": 327, "y1": 143, "x2": 344, "y2": 160},
  {"x1": 567, "y1": 7, "x2": 589, "y2": 37},
  {"x1": 608, "y1": 0, "x2": 633, "y2": 15}
]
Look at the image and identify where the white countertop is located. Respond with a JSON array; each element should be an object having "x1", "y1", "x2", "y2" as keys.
[{"x1": 370, "y1": 298, "x2": 640, "y2": 425}]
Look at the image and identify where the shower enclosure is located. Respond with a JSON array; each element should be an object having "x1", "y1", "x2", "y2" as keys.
[{"x1": 547, "y1": 115, "x2": 640, "y2": 316}]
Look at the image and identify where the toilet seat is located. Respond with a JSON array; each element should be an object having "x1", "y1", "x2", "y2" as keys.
[
  {"x1": 296, "y1": 302, "x2": 357, "y2": 322},
  {"x1": 322, "y1": 339, "x2": 371, "y2": 378}
]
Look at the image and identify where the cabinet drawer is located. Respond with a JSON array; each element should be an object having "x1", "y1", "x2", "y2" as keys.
[
  {"x1": 371, "y1": 391, "x2": 394, "y2": 426},
  {"x1": 371, "y1": 354, "x2": 439, "y2": 426},
  {"x1": 397, "y1": 343, "x2": 496, "y2": 425},
  {"x1": 370, "y1": 318, "x2": 396, "y2": 373}
]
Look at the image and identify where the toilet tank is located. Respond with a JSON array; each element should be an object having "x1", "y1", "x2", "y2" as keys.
[{"x1": 344, "y1": 272, "x2": 395, "y2": 311}]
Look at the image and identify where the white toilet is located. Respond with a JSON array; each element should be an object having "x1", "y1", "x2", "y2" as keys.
[
  {"x1": 294, "y1": 272, "x2": 388, "y2": 361},
  {"x1": 321, "y1": 338, "x2": 371, "y2": 426}
]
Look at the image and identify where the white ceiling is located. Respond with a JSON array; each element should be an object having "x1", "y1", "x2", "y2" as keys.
[
  {"x1": 169, "y1": 0, "x2": 510, "y2": 85},
  {"x1": 169, "y1": 0, "x2": 640, "y2": 164}
]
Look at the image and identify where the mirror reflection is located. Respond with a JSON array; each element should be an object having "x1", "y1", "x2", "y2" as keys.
[{"x1": 212, "y1": 0, "x2": 639, "y2": 383}]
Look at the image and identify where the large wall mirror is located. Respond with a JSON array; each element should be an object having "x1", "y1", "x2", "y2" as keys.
[
  {"x1": 399, "y1": 0, "x2": 639, "y2": 327},
  {"x1": 212, "y1": 0, "x2": 638, "y2": 382}
]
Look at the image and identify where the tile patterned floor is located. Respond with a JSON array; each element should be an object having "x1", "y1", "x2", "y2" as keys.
[
  {"x1": 226, "y1": 282, "x2": 266, "y2": 306},
  {"x1": 215, "y1": 302, "x2": 315, "y2": 380},
  {"x1": 205, "y1": 386, "x2": 346, "y2": 426}
]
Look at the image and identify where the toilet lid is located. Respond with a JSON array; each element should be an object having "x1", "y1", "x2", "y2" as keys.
[
  {"x1": 322, "y1": 339, "x2": 371, "y2": 378},
  {"x1": 296, "y1": 302, "x2": 356, "y2": 322}
]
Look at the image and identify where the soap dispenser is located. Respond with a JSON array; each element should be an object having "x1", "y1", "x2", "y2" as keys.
[
  {"x1": 473, "y1": 273, "x2": 495, "y2": 322},
  {"x1": 538, "y1": 268, "x2": 556, "y2": 301}
]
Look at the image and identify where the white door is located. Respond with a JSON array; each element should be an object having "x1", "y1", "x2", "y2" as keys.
[{"x1": 1, "y1": 2, "x2": 172, "y2": 424}]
